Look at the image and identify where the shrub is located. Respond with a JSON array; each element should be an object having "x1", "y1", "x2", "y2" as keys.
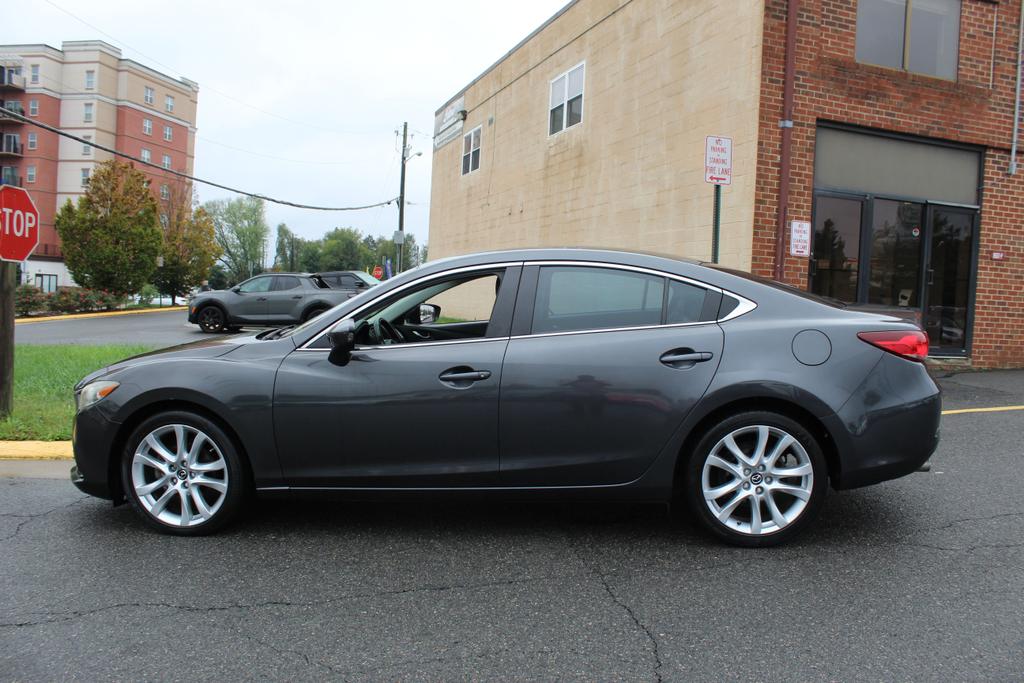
[
  {"x1": 15, "y1": 284, "x2": 48, "y2": 317},
  {"x1": 49, "y1": 287, "x2": 83, "y2": 314},
  {"x1": 96, "y1": 289, "x2": 124, "y2": 310},
  {"x1": 137, "y1": 284, "x2": 159, "y2": 307}
]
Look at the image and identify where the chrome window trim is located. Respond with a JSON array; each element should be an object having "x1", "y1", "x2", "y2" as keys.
[{"x1": 296, "y1": 258, "x2": 757, "y2": 352}]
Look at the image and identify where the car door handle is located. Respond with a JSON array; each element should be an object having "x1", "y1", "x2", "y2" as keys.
[
  {"x1": 660, "y1": 350, "x2": 714, "y2": 366},
  {"x1": 291, "y1": 295, "x2": 302, "y2": 299},
  {"x1": 439, "y1": 368, "x2": 492, "y2": 384},
  {"x1": 256, "y1": 297, "x2": 268, "y2": 301}
]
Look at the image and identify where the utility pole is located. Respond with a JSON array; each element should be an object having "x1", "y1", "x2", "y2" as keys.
[
  {"x1": 0, "y1": 262, "x2": 15, "y2": 419},
  {"x1": 396, "y1": 121, "x2": 408, "y2": 274}
]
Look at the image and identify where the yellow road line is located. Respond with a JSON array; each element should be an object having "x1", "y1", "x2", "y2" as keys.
[
  {"x1": 941, "y1": 405, "x2": 1024, "y2": 416},
  {"x1": 16, "y1": 306, "x2": 186, "y2": 325},
  {"x1": 0, "y1": 441, "x2": 73, "y2": 460}
]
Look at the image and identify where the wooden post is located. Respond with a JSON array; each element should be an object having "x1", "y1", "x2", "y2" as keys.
[{"x1": 0, "y1": 261, "x2": 16, "y2": 419}]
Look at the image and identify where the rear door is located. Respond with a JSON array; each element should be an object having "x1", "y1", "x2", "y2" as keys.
[
  {"x1": 499, "y1": 264, "x2": 724, "y2": 486},
  {"x1": 265, "y1": 275, "x2": 305, "y2": 322}
]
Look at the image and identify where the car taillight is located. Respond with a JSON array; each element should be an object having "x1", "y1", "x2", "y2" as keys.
[{"x1": 857, "y1": 330, "x2": 929, "y2": 362}]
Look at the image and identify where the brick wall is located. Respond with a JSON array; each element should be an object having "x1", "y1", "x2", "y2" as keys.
[{"x1": 754, "y1": 0, "x2": 1024, "y2": 367}]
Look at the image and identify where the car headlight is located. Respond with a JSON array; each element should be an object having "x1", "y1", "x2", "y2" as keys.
[{"x1": 76, "y1": 380, "x2": 120, "y2": 412}]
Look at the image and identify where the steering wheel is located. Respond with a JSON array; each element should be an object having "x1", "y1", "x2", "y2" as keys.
[{"x1": 375, "y1": 317, "x2": 405, "y2": 344}]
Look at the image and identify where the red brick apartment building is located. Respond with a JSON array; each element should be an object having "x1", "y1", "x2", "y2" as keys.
[
  {"x1": 428, "y1": 0, "x2": 1024, "y2": 367},
  {"x1": 0, "y1": 40, "x2": 198, "y2": 290}
]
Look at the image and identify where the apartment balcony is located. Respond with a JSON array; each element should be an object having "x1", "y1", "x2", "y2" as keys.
[
  {"x1": 0, "y1": 101, "x2": 25, "y2": 120},
  {"x1": 0, "y1": 139, "x2": 22, "y2": 157},
  {"x1": 0, "y1": 70, "x2": 26, "y2": 91},
  {"x1": 0, "y1": 170, "x2": 21, "y2": 187}
]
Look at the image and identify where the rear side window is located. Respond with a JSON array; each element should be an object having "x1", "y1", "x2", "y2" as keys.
[
  {"x1": 533, "y1": 266, "x2": 664, "y2": 334},
  {"x1": 273, "y1": 276, "x2": 301, "y2": 291},
  {"x1": 665, "y1": 280, "x2": 707, "y2": 324}
]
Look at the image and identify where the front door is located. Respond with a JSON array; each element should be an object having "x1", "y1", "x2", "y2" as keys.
[
  {"x1": 923, "y1": 206, "x2": 975, "y2": 353},
  {"x1": 231, "y1": 275, "x2": 273, "y2": 322}
]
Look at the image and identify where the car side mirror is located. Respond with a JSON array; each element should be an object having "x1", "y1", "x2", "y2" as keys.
[
  {"x1": 415, "y1": 303, "x2": 440, "y2": 325},
  {"x1": 327, "y1": 319, "x2": 357, "y2": 365},
  {"x1": 231, "y1": 286, "x2": 241, "y2": 293}
]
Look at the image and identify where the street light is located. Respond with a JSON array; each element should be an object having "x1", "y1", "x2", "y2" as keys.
[{"x1": 396, "y1": 123, "x2": 422, "y2": 274}]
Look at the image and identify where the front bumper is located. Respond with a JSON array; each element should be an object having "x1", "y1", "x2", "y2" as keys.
[
  {"x1": 70, "y1": 405, "x2": 121, "y2": 501},
  {"x1": 825, "y1": 353, "x2": 941, "y2": 490}
]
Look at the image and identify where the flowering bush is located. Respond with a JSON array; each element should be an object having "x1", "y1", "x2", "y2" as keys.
[
  {"x1": 15, "y1": 284, "x2": 49, "y2": 316},
  {"x1": 15, "y1": 285, "x2": 128, "y2": 316}
]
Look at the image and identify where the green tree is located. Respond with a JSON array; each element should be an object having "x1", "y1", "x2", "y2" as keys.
[
  {"x1": 274, "y1": 223, "x2": 303, "y2": 272},
  {"x1": 55, "y1": 160, "x2": 162, "y2": 295},
  {"x1": 152, "y1": 181, "x2": 222, "y2": 304},
  {"x1": 204, "y1": 196, "x2": 269, "y2": 284},
  {"x1": 320, "y1": 228, "x2": 373, "y2": 271}
]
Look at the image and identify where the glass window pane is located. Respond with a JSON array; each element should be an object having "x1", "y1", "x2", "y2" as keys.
[
  {"x1": 867, "y1": 200, "x2": 924, "y2": 307},
  {"x1": 567, "y1": 65, "x2": 585, "y2": 98},
  {"x1": 463, "y1": 133, "x2": 471, "y2": 154},
  {"x1": 908, "y1": 0, "x2": 960, "y2": 79},
  {"x1": 533, "y1": 266, "x2": 665, "y2": 334},
  {"x1": 273, "y1": 276, "x2": 300, "y2": 291},
  {"x1": 462, "y1": 154, "x2": 471, "y2": 175},
  {"x1": 472, "y1": 128, "x2": 481, "y2": 149},
  {"x1": 549, "y1": 104, "x2": 564, "y2": 135},
  {"x1": 665, "y1": 281, "x2": 708, "y2": 324},
  {"x1": 471, "y1": 148, "x2": 480, "y2": 171},
  {"x1": 811, "y1": 196, "x2": 862, "y2": 302},
  {"x1": 567, "y1": 95, "x2": 583, "y2": 127},
  {"x1": 856, "y1": 0, "x2": 907, "y2": 69},
  {"x1": 239, "y1": 276, "x2": 273, "y2": 293},
  {"x1": 550, "y1": 76, "x2": 565, "y2": 109},
  {"x1": 924, "y1": 208, "x2": 973, "y2": 350}
]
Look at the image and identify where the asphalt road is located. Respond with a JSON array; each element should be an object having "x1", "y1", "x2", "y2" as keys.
[
  {"x1": 14, "y1": 309, "x2": 239, "y2": 347},
  {"x1": 1, "y1": 370, "x2": 1022, "y2": 680}
]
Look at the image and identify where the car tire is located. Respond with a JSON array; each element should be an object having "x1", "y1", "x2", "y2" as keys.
[
  {"x1": 301, "y1": 306, "x2": 328, "y2": 323},
  {"x1": 196, "y1": 305, "x2": 226, "y2": 333},
  {"x1": 683, "y1": 411, "x2": 827, "y2": 547},
  {"x1": 121, "y1": 411, "x2": 247, "y2": 536}
]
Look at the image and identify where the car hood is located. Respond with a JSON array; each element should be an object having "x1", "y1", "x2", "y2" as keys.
[{"x1": 74, "y1": 334, "x2": 253, "y2": 390}]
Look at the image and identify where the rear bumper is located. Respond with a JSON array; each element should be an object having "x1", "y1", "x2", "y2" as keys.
[
  {"x1": 825, "y1": 353, "x2": 941, "y2": 490},
  {"x1": 70, "y1": 406, "x2": 120, "y2": 501}
]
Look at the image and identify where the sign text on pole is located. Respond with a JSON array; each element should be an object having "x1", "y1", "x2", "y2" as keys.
[
  {"x1": 0, "y1": 186, "x2": 40, "y2": 263},
  {"x1": 704, "y1": 136, "x2": 733, "y2": 185}
]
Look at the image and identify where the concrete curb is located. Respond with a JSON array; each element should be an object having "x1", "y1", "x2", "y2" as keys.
[{"x1": 16, "y1": 306, "x2": 186, "y2": 325}]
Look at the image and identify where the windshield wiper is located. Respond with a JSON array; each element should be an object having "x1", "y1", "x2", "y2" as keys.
[{"x1": 262, "y1": 325, "x2": 296, "y2": 340}]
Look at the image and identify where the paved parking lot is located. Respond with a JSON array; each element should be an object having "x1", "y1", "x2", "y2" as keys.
[
  {"x1": 14, "y1": 309, "x2": 231, "y2": 347},
  {"x1": 1, "y1": 369, "x2": 1022, "y2": 680}
]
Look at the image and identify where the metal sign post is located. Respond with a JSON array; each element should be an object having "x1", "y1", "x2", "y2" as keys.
[{"x1": 704, "y1": 136, "x2": 733, "y2": 264}]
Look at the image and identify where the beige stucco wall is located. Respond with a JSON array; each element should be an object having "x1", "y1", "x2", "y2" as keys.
[{"x1": 428, "y1": 0, "x2": 764, "y2": 270}]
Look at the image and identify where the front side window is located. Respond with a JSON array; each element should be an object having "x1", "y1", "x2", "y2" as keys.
[
  {"x1": 549, "y1": 63, "x2": 585, "y2": 135},
  {"x1": 28, "y1": 100, "x2": 38, "y2": 116},
  {"x1": 85, "y1": 70, "x2": 95, "y2": 90},
  {"x1": 238, "y1": 276, "x2": 273, "y2": 294},
  {"x1": 855, "y1": 0, "x2": 960, "y2": 80},
  {"x1": 532, "y1": 266, "x2": 666, "y2": 334},
  {"x1": 144, "y1": 86, "x2": 154, "y2": 105},
  {"x1": 27, "y1": 133, "x2": 37, "y2": 150},
  {"x1": 143, "y1": 118, "x2": 152, "y2": 135},
  {"x1": 461, "y1": 126, "x2": 481, "y2": 175},
  {"x1": 82, "y1": 135, "x2": 92, "y2": 155},
  {"x1": 83, "y1": 103, "x2": 93, "y2": 123},
  {"x1": 30, "y1": 65, "x2": 40, "y2": 84}
]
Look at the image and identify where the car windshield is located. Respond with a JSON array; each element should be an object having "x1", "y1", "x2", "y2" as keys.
[{"x1": 354, "y1": 271, "x2": 380, "y2": 286}]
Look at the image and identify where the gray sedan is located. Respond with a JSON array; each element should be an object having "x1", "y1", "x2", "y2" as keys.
[{"x1": 71, "y1": 249, "x2": 940, "y2": 546}]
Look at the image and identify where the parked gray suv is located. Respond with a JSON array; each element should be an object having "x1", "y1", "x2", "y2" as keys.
[{"x1": 188, "y1": 273, "x2": 354, "y2": 332}]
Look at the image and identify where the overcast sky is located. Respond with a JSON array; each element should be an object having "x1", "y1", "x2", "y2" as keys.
[{"x1": 13, "y1": 0, "x2": 569, "y2": 253}]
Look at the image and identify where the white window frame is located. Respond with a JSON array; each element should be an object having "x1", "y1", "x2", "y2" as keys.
[
  {"x1": 143, "y1": 118, "x2": 152, "y2": 135},
  {"x1": 30, "y1": 65, "x2": 39, "y2": 84},
  {"x1": 461, "y1": 126, "x2": 482, "y2": 176},
  {"x1": 28, "y1": 100, "x2": 38, "y2": 117},
  {"x1": 162, "y1": 154, "x2": 171, "y2": 169},
  {"x1": 26, "y1": 165, "x2": 36, "y2": 183},
  {"x1": 165, "y1": 95, "x2": 174, "y2": 112},
  {"x1": 141, "y1": 148, "x2": 152, "y2": 163},
  {"x1": 81, "y1": 168, "x2": 90, "y2": 186},
  {"x1": 83, "y1": 102, "x2": 93, "y2": 123},
  {"x1": 82, "y1": 135, "x2": 92, "y2": 156},
  {"x1": 548, "y1": 61, "x2": 586, "y2": 137},
  {"x1": 27, "y1": 133, "x2": 37, "y2": 150},
  {"x1": 144, "y1": 86, "x2": 154, "y2": 105},
  {"x1": 85, "y1": 70, "x2": 95, "y2": 90},
  {"x1": 160, "y1": 184, "x2": 170, "y2": 201},
  {"x1": 163, "y1": 125, "x2": 173, "y2": 142}
]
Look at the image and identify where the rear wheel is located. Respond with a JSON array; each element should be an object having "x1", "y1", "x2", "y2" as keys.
[
  {"x1": 197, "y1": 305, "x2": 226, "y2": 333},
  {"x1": 121, "y1": 411, "x2": 247, "y2": 535},
  {"x1": 684, "y1": 411, "x2": 826, "y2": 547},
  {"x1": 301, "y1": 305, "x2": 328, "y2": 323}
]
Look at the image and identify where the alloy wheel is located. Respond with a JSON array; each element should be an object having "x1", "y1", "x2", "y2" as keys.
[
  {"x1": 701, "y1": 425, "x2": 813, "y2": 536},
  {"x1": 198, "y1": 307, "x2": 224, "y2": 332},
  {"x1": 130, "y1": 424, "x2": 229, "y2": 528}
]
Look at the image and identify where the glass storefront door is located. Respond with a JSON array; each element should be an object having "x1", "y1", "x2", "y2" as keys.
[
  {"x1": 867, "y1": 200, "x2": 925, "y2": 308},
  {"x1": 923, "y1": 206, "x2": 975, "y2": 352}
]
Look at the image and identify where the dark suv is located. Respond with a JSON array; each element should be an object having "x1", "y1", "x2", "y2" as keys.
[{"x1": 316, "y1": 271, "x2": 380, "y2": 296}]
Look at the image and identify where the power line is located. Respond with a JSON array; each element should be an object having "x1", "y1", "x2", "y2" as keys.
[{"x1": 2, "y1": 108, "x2": 398, "y2": 211}]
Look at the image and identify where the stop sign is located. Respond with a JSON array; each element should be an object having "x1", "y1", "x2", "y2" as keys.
[
  {"x1": 372, "y1": 265, "x2": 383, "y2": 280},
  {"x1": 0, "y1": 186, "x2": 40, "y2": 263}
]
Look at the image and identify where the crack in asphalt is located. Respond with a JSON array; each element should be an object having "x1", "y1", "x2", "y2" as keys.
[
  {"x1": 0, "y1": 497, "x2": 89, "y2": 542},
  {"x1": 0, "y1": 572, "x2": 580, "y2": 630}
]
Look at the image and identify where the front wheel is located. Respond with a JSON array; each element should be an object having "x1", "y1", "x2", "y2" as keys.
[
  {"x1": 196, "y1": 305, "x2": 226, "y2": 333},
  {"x1": 121, "y1": 411, "x2": 247, "y2": 535},
  {"x1": 684, "y1": 411, "x2": 827, "y2": 547}
]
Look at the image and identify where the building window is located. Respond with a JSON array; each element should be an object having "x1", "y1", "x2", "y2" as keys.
[
  {"x1": 28, "y1": 100, "x2": 38, "y2": 117},
  {"x1": 461, "y1": 126, "x2": 481, "y2": 175},
  {"x1": 35, "y1": 274, "x2": 58, "y2": 294},
  {"x1": 163, "y1": 125, "x2": 172, "y2": 142},
  {"x1": 27, "y1": 133, "x2": 37, "y2": 150},
  {"x1": 81, "y1": 168, "x2": 91, "y2": 186},
  {"x1": 26, "y1": 165, "x2": 37, "y2": 183},
  {"x1": 85, "y1": 70, "x2": 95, "y2": 90},
  {"x1": 159, "y1": 213, "x2": 169, "y2": 228},
  {"x1": 30, "y1": 65, "x2": 39, "y2": 84},
  {"x1": 162, "y1": 154, "x2": 171, "y2": 169},
  {"x1": 141, "y1": 148, "x2": 152, "y2": 163},
  {"x1": 83, "y1": 135, "x2": 92, "y2": 155},
  {"x1": 165, "y1": 95, "x2": 174, "y2": 112},
  {"x1": 855, "y1": 0, "x2": 960, "y2": 80},
  {"x1": 549, "y1": 63, "x2": 585, "y2": 136},
  {"x1": 144, "y1": 86, "x2": 154, "y2": 105},
  {"x1": 83, "y1": 103, "x2": 93, "y2": 123},
  {"x1": 143, "y1": 118, "x2": 152, "y2": 135},
  {"x1": 160, "y1": 184, "x2": 170, "y2": 201}
]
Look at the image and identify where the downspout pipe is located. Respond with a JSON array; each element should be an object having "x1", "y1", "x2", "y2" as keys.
[
  {"x1": 774, "y1": 0, "x2": 799, "y2": 281},
  {"x1": 1009, "y1": 1, "x2": 1024, "y2": 174}
]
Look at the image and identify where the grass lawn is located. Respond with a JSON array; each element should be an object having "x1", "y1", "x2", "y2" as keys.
[{"x1": 0, "y1": 345, "x2": 154, "y2": 441}]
